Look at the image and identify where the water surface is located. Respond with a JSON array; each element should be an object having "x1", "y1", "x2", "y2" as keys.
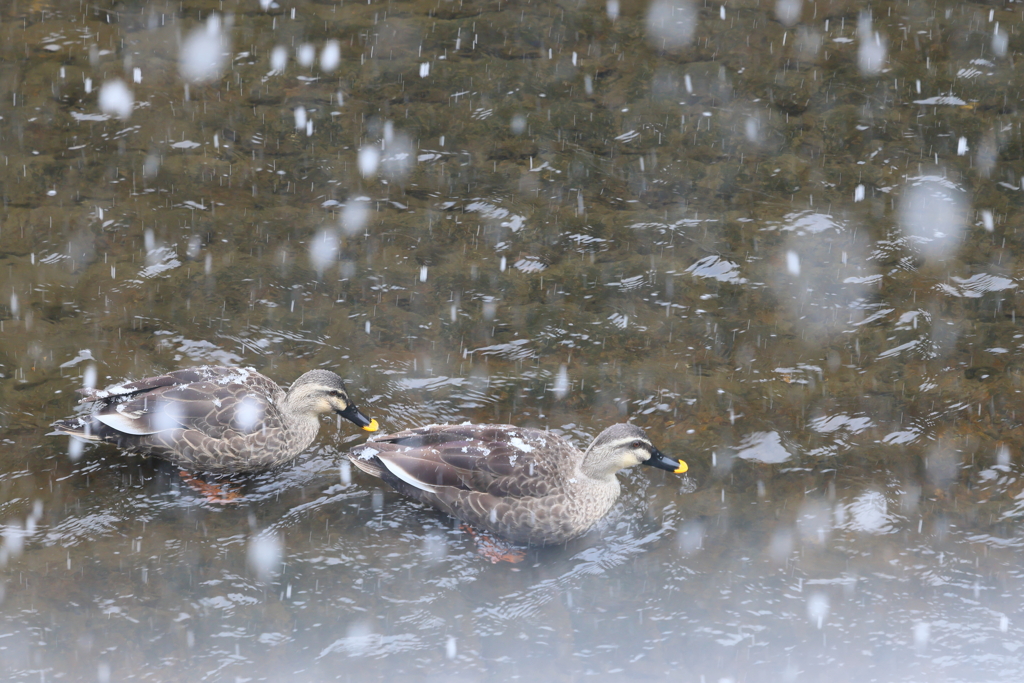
[{"x1": 1, "y1": 0, "x2": 1024, "y2": 680}]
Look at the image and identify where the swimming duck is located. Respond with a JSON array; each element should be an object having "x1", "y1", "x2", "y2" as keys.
[
  {"x1": 53, "y1": 367, "x2": 378, "y2": 474},
  {"x1": 346, "y1": 422, "x2": 686, "y2": 545}
]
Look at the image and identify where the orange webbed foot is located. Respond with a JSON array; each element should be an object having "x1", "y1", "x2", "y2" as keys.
[
  {"x1": 459, "y1": 523, "x2": 526, "y2": 563},
  {"x1": 178, "y1": 470, "x2": 243, "y2": 504}
]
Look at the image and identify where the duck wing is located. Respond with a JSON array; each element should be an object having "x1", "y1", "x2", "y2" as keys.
[
  {"x1": 77, "y1": 367, "x2": 275, "y2": 404},
  {"x1": 352, "y1": 424, "x2": 570, "y2": 498},
  {"x1": 82, "y1": 369, "x2": 280, "y2": 440}
]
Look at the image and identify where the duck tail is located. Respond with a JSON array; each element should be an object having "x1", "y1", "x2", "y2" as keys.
[
  {"x1": 346, "y1": 445, "x2": 387, "y2": 479},
  {"x1": 49, "y1": 417, "x2": 102, "y2": 442}
]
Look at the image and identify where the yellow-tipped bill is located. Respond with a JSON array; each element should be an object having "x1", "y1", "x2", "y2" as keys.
[
  {"x1": 363, "y1": 419, "x2": 380, "y2": 432},
  {"x1": 645, "y1": 447, "x2": 687, "y2": 474},
  {"x1": 338, "y1": 404, "x2": 377, "y2": 432}
]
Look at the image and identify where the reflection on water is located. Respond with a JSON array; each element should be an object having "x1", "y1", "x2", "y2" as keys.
[{"x1": 2, "y1": 0, "x2": 1024, "y2": 680}]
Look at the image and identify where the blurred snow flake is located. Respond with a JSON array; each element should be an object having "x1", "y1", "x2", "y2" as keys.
[
  {"x1": 645, "y1": 0, "x2": 697, "y2": 50},
  {"x1": 341, "y1": 199, "x2": 370, "y2": 236},
  {"x1": 768, "y1": 527, "x2": 794, "y2": 563},
  {"x1": 187, "y1": 235, "x2": 202, "y2": 259},
  {"x1": 775, "y1": 0, "x2": 802, "y2": 27},
  {"x1": 143, "y1": 153, "x2": 161, "y2": 178},
  {"x1": 269, "y1": 45, "x2": 287, "y2": 74},
  {"x1": 857, "y1": 13, "x2": 887, "y2": 74},
  {"x1": 677, "y1": 519, "x2": 705, "y2": 554},
  {"x1": 179, "y1": 13, "x2": 231, "y2": 83},
  {"x1": 358, "y1": 145, "x2": 380, "y2": 178},
  {"x1": 83, "y1": 364, "x2": 98, "y2": 390},
  {"x1": 98, "y1": 79, "x2": 134, "y2": 120},
  {"x1": 247, "y1": 534, "x2": 283, "y2": 582},
  {"x1": 235, "y1": 397, "x2": 264, "y2": 432},
  {"x1": 321, "y1": 41, "x2": 341, "y2": 71},
  {"x1": 68, "y1": 437, "x2": 84, "y2": 462},
  {"x1": 785, "y1": 250, "x2": 800, "y2": 275},
  {"x1": 993, "y1": 25, "x2": 1009, "y2": 57},
  {"x1": 153, "y1": 401, "x2": 186, "y2": 433},
  {"x1": 898, "y1": 175, "x2": 969, "y2": 260},
  {"x1": 796, "y1": 498, "x2": 832, "y2": 544},
  {"x1": 981, "y1": 210, "x2": 994, "y2": 232},
  {"x1": 296, "y1": 43, "x2": 315, "y2": 67},
  {"x1": 553, "y1": 365, "x2": 569, "y2": 399},
  {"x1": 309, "y1": 229, "x2": 339, "y2": 275},
  {"x1": 807, "y1": 593, "x2": 829, "y2": 628},
  {"x1": 914, "y1": 622, "x2": 931, "y2": 650},
  {"x1": 744, "y1": 116, "x2": 760, "y2": 142},
  {"x1": 607, "y1": 0, "x2": 620, "y2": 21},
  {"x1": 381, "y1": 127, "x2": 414, "y2": 182}
]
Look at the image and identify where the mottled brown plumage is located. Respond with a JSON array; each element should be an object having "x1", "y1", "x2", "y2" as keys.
[
  {"x1": 52, "y1": 367, "x2": 378, "y2": 474},
  {"x1": 347, "y1": 422, "x2": 686, "y2": 545}
]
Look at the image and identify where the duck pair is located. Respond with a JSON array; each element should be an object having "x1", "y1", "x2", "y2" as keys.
[{"x1": 53, "y1": 366, "x2": 687, "y2": 545}]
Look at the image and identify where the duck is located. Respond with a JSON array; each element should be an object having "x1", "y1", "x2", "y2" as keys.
[
  {"x1": 346, "y1": 422, "x2": 686, "y2": 546},
  {"x1": 52, "y1": 367, "x2": 378, "y2": 474}
]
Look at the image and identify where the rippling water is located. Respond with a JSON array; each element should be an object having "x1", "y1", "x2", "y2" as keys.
[{"x1": 2, "y1": 0, "x2": 1024, "y2": 680}]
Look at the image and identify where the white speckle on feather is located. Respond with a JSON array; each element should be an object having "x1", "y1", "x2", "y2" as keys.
[
  {"x1": 489, "y1": 508, "x2": 497, "y2": 523},
  {"x1": 114, "y1": 404, "x2": 144, "y2": 419},
  {"x1": 222, "y1": 367, "x2": 253, "y2": 385},
  {"x1": 212, "y1": 397, "x2": 222, "y2": 408},
  {"x1": 568, "y1": 477, "x2": 578, "y2": 484},
  {"x1": 357, "y1": 447, "x2": 379, "y2": 460},
  {"x1": 95, "y1": 383, "x2": 131, "y2": 399},
  {"x1": 509, "y1": 437, "x2": 534, "y2": 452},
  {"x1": 509, "y1": 454, "x2": 518, "y2": 465}
]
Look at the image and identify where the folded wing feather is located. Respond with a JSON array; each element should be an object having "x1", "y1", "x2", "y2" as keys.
[{"x1": 371, "y1": 425, "x2": 566, "y2": 499}]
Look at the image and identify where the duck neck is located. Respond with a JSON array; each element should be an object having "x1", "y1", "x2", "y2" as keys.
[
  {"x1": 571, "y1": 459, "x2": 621, "y2": 520},
  {"x1": 579, "y1": 445, "x2": 622, "y2": 482},
  {"x1": 278, "y1": 391, "x2": 321, "y2": 436}
]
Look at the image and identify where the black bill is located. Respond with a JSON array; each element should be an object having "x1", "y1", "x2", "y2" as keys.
[
  {"x1": 644, "y1": 446, "x2": 688, "y2": 474},
  {"x1": 337, "y1": 404, "x2": 379, "y2": 432}
]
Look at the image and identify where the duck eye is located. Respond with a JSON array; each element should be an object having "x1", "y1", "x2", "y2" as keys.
[{"x1": 631, "y1": 440, "x2": 644, "y2": 449}]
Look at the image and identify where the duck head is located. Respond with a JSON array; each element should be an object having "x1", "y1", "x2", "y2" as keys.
[
  {"x1": 287, "y1": 369, "x2": 378, "y2": 431},
  {"x1": 582, "y1": 423, "x2": 686, "y2": 479}
]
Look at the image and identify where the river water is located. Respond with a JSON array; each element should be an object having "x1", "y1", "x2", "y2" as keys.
[{"x1": 1, "y1": 0, "x2": 1023, "y2": 681}]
